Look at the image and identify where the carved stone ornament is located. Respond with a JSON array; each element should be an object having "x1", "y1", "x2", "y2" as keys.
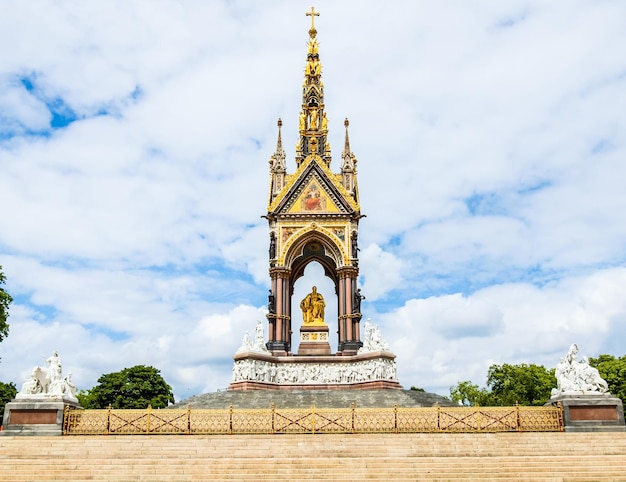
[
  {"x1": 552, "y1": 343, "x2": 610, "y2": 397},
  {"x1": 358, "y1": 320, "x2": 390, "y2": 354},
  {"x1": 236, "y1": 321, "x2": 269, "y2": 354},
  {"x1": 16, "y1": 350, "x2": 78, "y2": 403},
  {"x1": 232, "y1": 357, "x2": 397, "y2": 385}
]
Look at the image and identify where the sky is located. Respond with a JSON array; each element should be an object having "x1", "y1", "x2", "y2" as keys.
[{"x1": 1, "y1": 0, "x2": 625, "y2": 401}]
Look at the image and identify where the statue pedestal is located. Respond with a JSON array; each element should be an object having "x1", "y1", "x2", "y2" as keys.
[
  {"x1": 1, "y1": 397, "x2": 82, "y2": 436},
  {"x1": 298, "y1": 323, "x2": 331, "y2": 356},
  {"x1": 547, "y1": 394, "x2": 626, "y2": 432}
]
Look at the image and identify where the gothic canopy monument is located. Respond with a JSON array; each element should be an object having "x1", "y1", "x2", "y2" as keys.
[{"x1": 229, "y1": 8, "x2": 400, "y2": 390}]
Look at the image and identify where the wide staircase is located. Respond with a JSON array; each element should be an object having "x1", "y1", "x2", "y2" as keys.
[{"x1": 2, "y1": 432, "x2": 626, "y2": 481}]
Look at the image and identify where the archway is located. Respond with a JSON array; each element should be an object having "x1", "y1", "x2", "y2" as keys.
[
  {"x1": 291, "y1": 261, "x2": 338, "y2": 353},
  {"x1": 267, "y1": 229, "x2": 363, "y2": 356}
]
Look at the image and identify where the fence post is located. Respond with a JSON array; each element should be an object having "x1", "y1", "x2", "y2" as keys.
[
  {"x1": 351, "y1": 402, "x2": 356, "y2": 433},
  {"x1": 107, "y1": 404, "x2": 112, "y2": 434},
  {"x1": 62, "y1": 405, "x2": 69, "y2": 435},
  {"x1": 271, "y1": 404, "x2": 275, "y2": 434},
  {"x1": 147, "y1": 405, "x2": 152, "y2": 434},
  {"x1": 394, "y1": 404, "x2": 398, "y2": 433},
  {"x1": 436, "y1": 403, "x2": 441, "y2": 432},
  {"x1": 516, "y1": 402, "x2": 521, "y2": 431},
  {"x1": 187, "y1": 405, "x2": 191, "y2": 435},
  {"x1": 311, "y1": 404, "x2": 316, "y2": 435},
  {"x1": 229, "y1": 405, "x2": 233, "y2": 435}
]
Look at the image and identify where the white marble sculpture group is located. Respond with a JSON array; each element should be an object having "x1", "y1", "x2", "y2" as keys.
[
  {"x1": 358, "y1": 320, "x2": 390, "y2": 354},
  {"x1": 17, "y1": 350, "x2": 78, "y2": 402},
  {"x1": 235, "y1": 320, "x2": 270, "y2": 354},
  {"x1": 552, "y1": 343, "x2": 609, "y2": 396},
  {"x1": 232, "y1": 357, "x2": 397, "y2": 385},
  {"x1": 233, "y1": 319, "x2": 396, "y2": 384}
]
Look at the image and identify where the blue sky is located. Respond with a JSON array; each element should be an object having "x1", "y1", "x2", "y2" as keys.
[{"x1": 1, "y1": 0, "x2": 626, "y2": 400}]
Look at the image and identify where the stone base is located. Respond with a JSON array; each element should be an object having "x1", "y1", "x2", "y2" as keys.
[
  {"x1": 229, "y1": 351, "x2": 401, "y2": 390},
  {"x1": 298, "y1": 324, "x2": 331, "y2": 356},
  {"x1": 1, "y1": 398, "x2": 82, "y2": 436},
  {"x1": 547, "y1": 394, "x2": 626, "y2": 432}
]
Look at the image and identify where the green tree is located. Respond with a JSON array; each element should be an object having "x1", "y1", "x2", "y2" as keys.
[
  {"x1": 450, "y1": 380, "x2": 493, "y2": 406},
  {"x1": 589, "y1": 354, "x2": 626, "y2": 405},
  {"x1": 486, "y1": 363, "x2": 556, "y2": 406},
  {"x1": 78, "y1": 365, "x2": 175, "y2": 409},
  {"x1": 0, "y1": 266, "x2": 13, "y2": 343},
  {"x1": 450, "y1": 363, "x2": 556, "y2": 406},
  {"x1": 0, "y1": 381, "x2": 17, "y2": 425}
]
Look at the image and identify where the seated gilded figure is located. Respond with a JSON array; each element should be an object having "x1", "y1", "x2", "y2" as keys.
[{"x1": 300, "y1": 286, "x2": 326, "y2": 324}]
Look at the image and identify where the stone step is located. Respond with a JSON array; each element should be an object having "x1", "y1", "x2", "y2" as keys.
[
  {"x1": 2, "y1": 432, "x2": 626, "y2": 482},
  {"x1": 171, "y1": 388, "x2": 457, "y2": 409}
]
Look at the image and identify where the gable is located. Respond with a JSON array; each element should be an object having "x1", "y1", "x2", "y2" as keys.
[{"x1": 269, "y1": 158, "x2": 358, "y2": 216}]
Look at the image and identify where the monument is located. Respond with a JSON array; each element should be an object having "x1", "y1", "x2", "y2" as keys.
[
  {"x1": 2, "y1": 350, "x2": 81, "y2": 435},
  {"x1": 547, "y1": 344, "x2": 625, "y2": 432},
  {"x1": 229, "y1": 8, "x2": 400, "y2": 390}
]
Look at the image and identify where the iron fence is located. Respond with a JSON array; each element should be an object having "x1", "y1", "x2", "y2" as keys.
[{"x1": 63, "y1": 403, "x2": 563, "y2": 435}]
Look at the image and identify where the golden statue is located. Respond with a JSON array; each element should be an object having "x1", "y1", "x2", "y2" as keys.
[
  {"x1": 299, "y1": 111, "x2": 306, "y2": 131},
  {"x1": 322, "y1": 112, "x2": 328, "y2": 131},
  {"x1": 309, "y1": 107, "x2": 318, "y2": 130},
  {"x1": 300, "y1": 286, "x2": 326, "y2": 324}
]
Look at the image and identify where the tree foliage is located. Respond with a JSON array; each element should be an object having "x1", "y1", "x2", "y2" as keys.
[
  {"x1": 486, "y1": 363, "x2": 556, "y2": 406},
  {"x1": 0, "y1": 381, "x2": 17, "y2": 424},
  {"x1": 450, "y1": 380, "x2": 492, "y2": 406},
  {"x1": 78, "y1": 365, "x2": 175, "y2": 409},
  {"x1": 0, "y1": 266, "x2": 13, "y2": 343},
  {"x1": 450, "y1": 363, "x2": 556, "y2": 406},
  {"x1": 589, "y1": 354, "x2": 626, "y2": 405}
]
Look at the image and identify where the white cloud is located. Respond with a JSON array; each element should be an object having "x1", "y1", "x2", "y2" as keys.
[{"x1": 359, "y1": 244, "x2": 404, "y2": 300}]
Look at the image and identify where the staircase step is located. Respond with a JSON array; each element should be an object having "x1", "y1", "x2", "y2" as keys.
[{"x1": 2, "y1": 432, "x2": 626, "y2": 480}]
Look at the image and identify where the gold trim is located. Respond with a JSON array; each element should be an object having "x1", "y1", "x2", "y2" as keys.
[{"x1": 64, "y1": 404, "x2": 564, "y2": 435}]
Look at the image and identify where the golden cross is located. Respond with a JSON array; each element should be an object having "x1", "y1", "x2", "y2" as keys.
[{"x1": 306, "y1": 6, "x2": 319, "y2": 30}]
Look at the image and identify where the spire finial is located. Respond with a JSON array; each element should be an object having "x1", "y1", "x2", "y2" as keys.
[
  {"x1": 306, "y1": 6, "x2": 319, "y2": 38},
  {"x1": 276, "y1": 118, "x2": 283, "y2": 150},
  {"x1": 270, "y1": 118, "x2": 286, "y2": 171}
]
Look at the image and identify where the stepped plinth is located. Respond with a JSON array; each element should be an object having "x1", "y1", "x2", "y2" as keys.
[
  {"x1": 298, "y1": 322, "x2": 331, "y2": 355},
  {"x1": 2, "y1": 397, "x2": 81, "y2": 436},
  {"x1": 547, "y1": 394, "x2": 626, "y2": 432}
]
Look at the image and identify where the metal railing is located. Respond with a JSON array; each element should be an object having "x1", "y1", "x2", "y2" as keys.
[{"x1": 63, "y1": 403, "x2": 563, "y2": 435}]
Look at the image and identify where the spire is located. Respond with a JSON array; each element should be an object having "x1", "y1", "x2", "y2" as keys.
[
  {"x1": 269, "y1": 119, "x2": 286, "y2": 198},
  {"x1": 342, "y1": 118, "x2": 352, "y2": 158},
  {"x1": 297, "y1": 7, "x2": 331, "y2": 168},
  {"x1": 270, "y1": 118, "x2": 286, "y2": 172},
  {"x1": 341, "y1": 118, "x2": 358, "y2": 198}
]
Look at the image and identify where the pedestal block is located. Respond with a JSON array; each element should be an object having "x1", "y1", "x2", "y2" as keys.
[
  {"x1": 547, "y1": 394, "x2": 626, "y2": 432},
  {"x1": 1, "y1": 397, "x2": 81, "y2": 436},
  {"x1": 298, "y1": 323, "x2": 331, "y2": 356}
]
